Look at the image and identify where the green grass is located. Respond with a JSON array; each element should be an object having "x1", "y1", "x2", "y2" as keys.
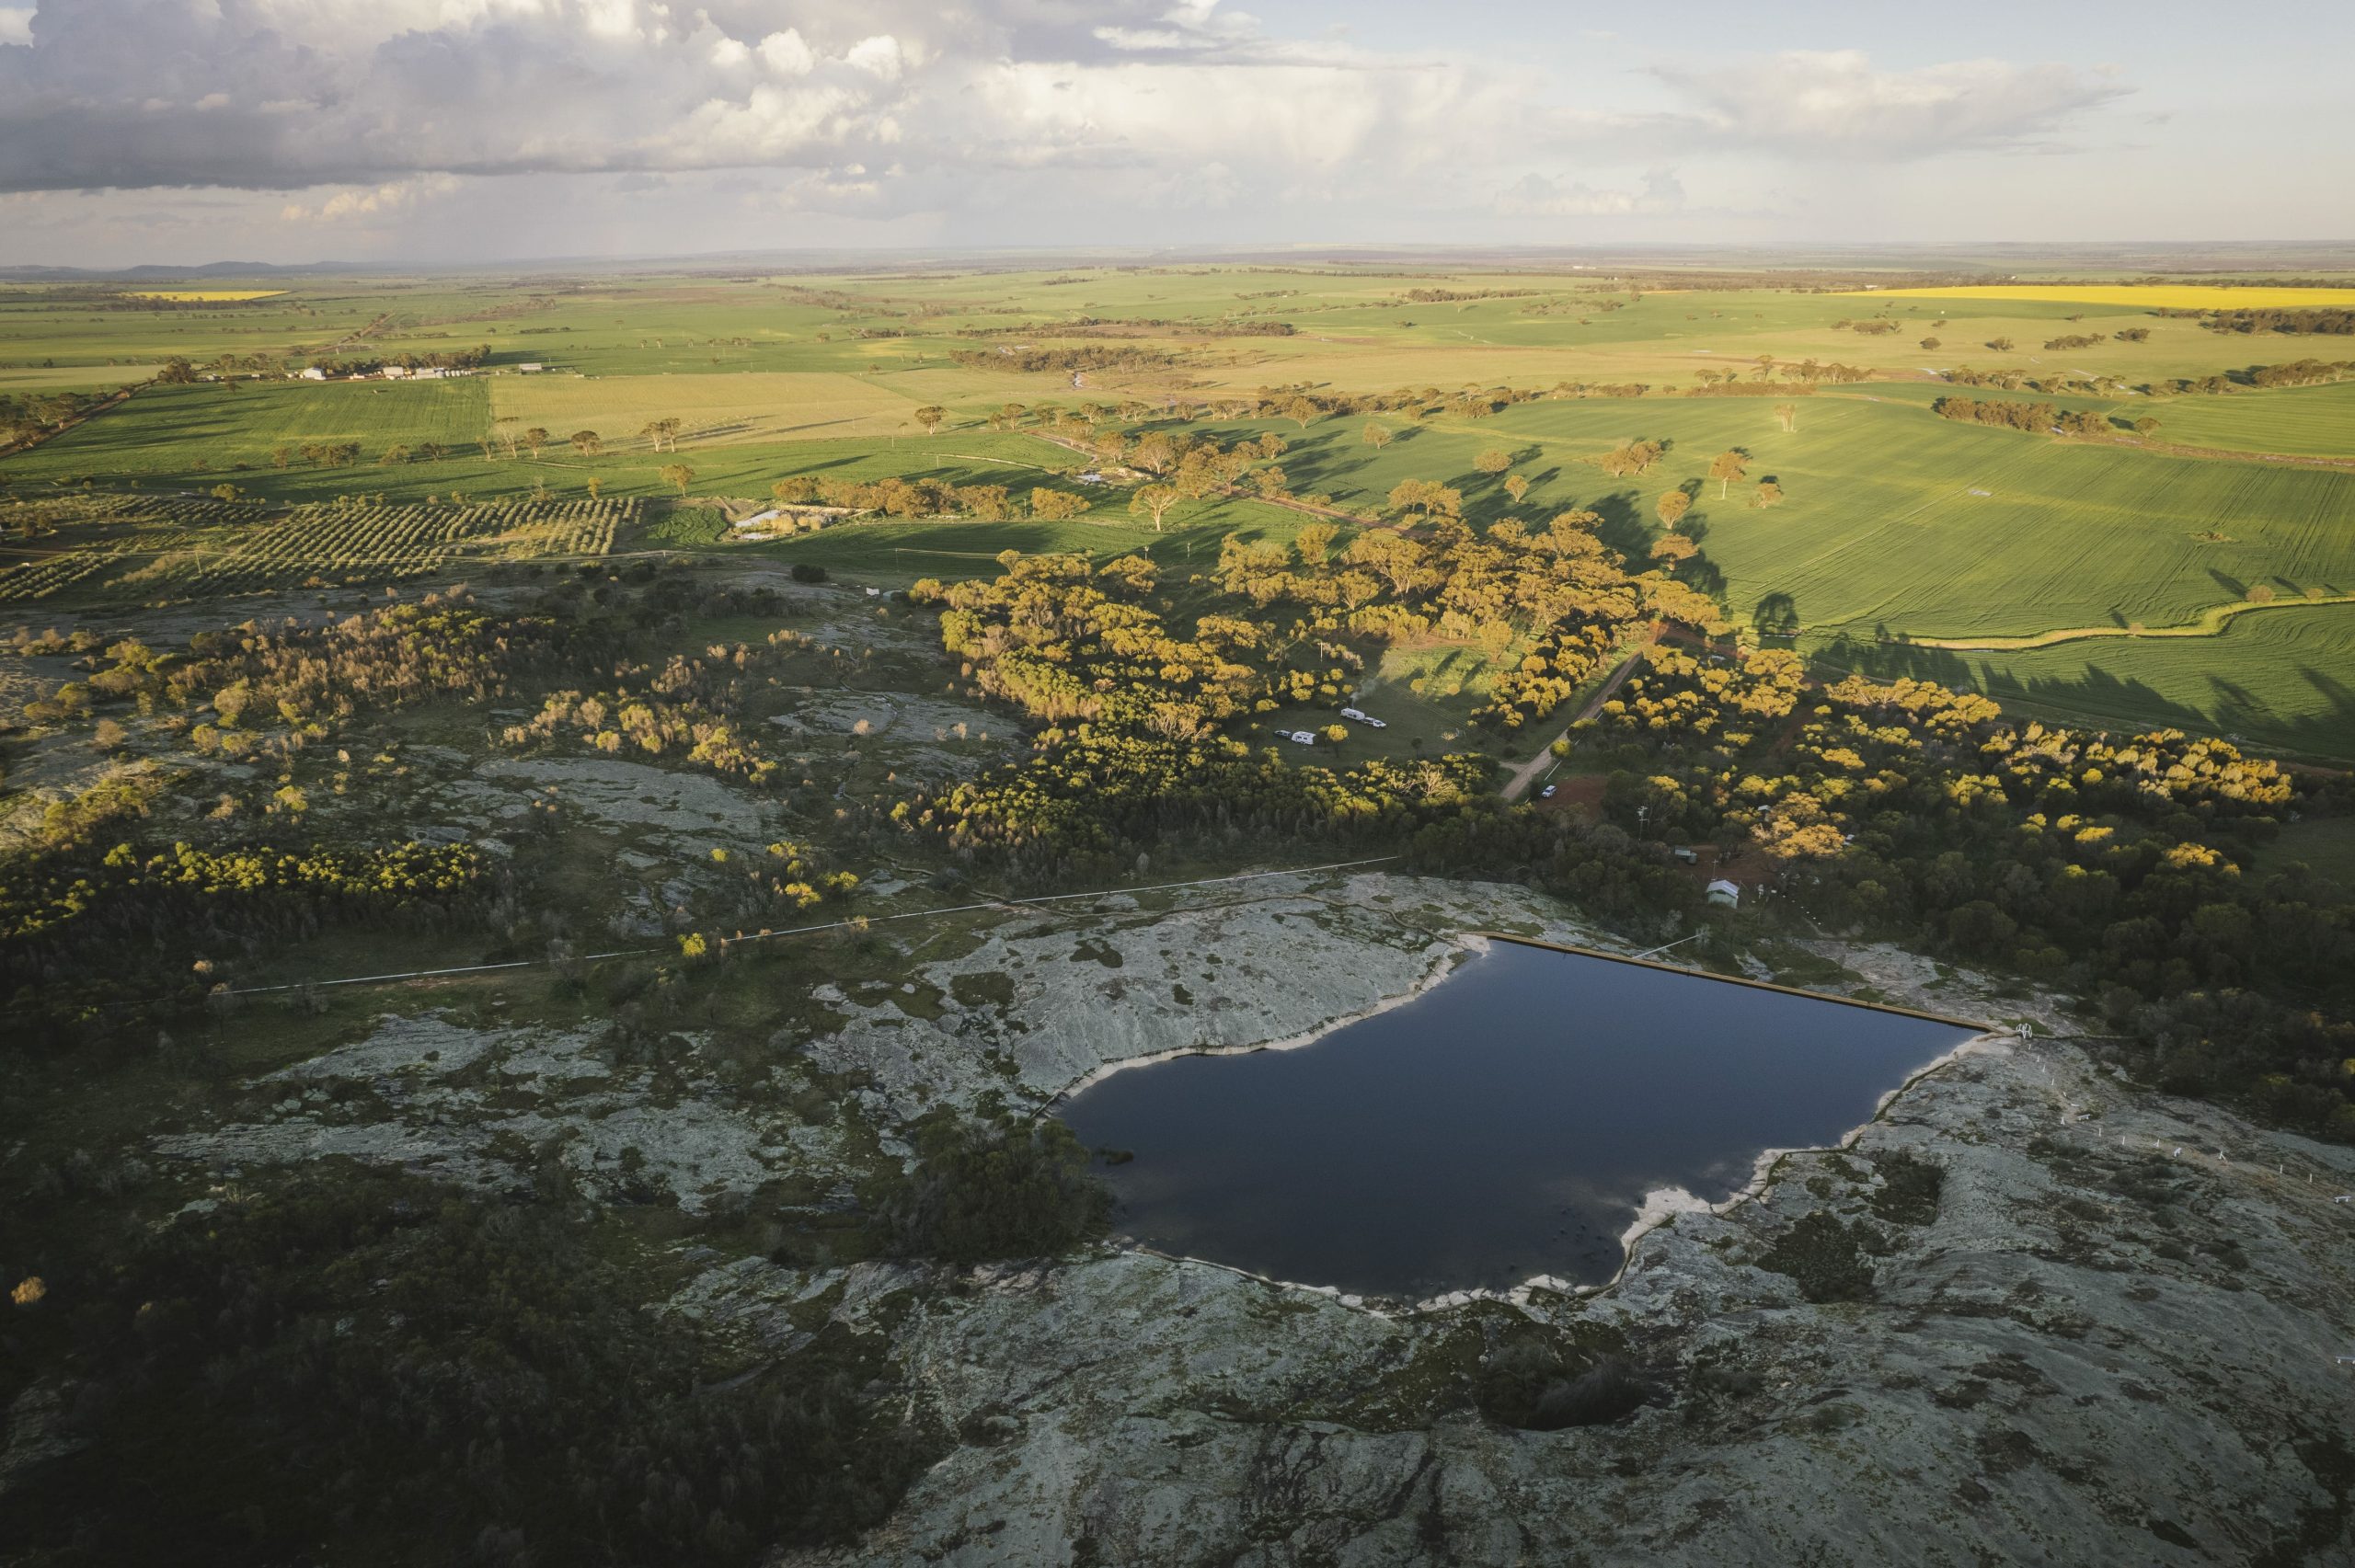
[
  {"x1": 1174, "y1": 395, "x2": 2355, "y2": 647},
  {"x1": 741, "y1": 496, "x2": 1310, "y2": 588},
  {"x1": 0, "y1": 268, "x2": 2318, "y2": 406},
  {"x1": 1812, "y1": 599, "x2": 2355, "y2": 762},
  {"x1": 2132, "y1": 381, "x2": 2355, "y2": 458},
  {"x1": 2251, "y1": 816, "x2": 2355, "y2": 890},
  {"x1": 642, "y1": 504, "x2": 729, "y2": 546},
  {"x1": 7, "y1": 266, "x2": 2351, "y2": 761},
  {"x1": 3, "y1": 396, "x2": 1080, "y2": 507},
  {"x1": 2, "y1": 379, "x2": 489, "y2": 491}
]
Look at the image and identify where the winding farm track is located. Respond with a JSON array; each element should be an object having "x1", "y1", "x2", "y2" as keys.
[
  {"x1": 1909, "y1": 591, "x2": 2355, "y2": 652},
  {"x1": 1501, "y1": 635, "x2": 1655, "y2": 802},
  {"x1": 201, "y1": 853, "x2": 1408, "y2": 1002}
]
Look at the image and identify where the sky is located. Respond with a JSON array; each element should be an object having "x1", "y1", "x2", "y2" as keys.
[{"x1": 2, "y1": 0, "x2": 2351, "y2": 268}]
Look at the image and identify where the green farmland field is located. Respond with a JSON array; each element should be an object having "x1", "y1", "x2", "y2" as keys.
[
  {"x1": 6, "y1": 263, "x2": 2354, "y2": 760},
  {"x1": 740, "y1": 498, "x2": 1309, "y2": 587},
  {"x1": 1, "y1": 384, "x2": 1083, "y2": 506},
  {"x1": 5, "y1": 379, "x2": 489, "y2": 487},
  {"x1": 1172, "y1": 395, "x2": 2355, "y2": 644},
  {"x1": 2134, "y1": 381, "x2": 2355, "y2": 458},
  {"x1": 1811, "y1": 599, "x2": 2355, "y2": 762}
]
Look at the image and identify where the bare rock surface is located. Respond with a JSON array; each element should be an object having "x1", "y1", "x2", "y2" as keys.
[
  {"x1": 798, "y1": 872, "x2": 1598, "y2": 1117},
  {"x1": 779, "y1": 1028, "x2": 2355, "y2": 1568},
  {"x1": 132, "y1": 870, "x2": 2355, "y2": 1564},
  {"x1": 765, "y1": 886, "x2": 2354, "y2": 1568},
  {"x1": 446, "y1": 754, "x2": 779, "y2": 844},
  {"x1": 154, "y1": 1012, "x2": 853, "y2": 1211}
]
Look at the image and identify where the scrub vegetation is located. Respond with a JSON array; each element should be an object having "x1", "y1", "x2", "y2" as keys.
[{"x1": 3, "y1": 257, "x2": 2353, "y2": 1563}]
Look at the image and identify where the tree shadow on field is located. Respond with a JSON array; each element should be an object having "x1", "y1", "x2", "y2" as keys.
[
  {"x1": 1589, "y1": 491, "x2": 1649, "y2": 561},
  {"x1": 1809, "y1": 633, "x2": 2355, "y2": 762},
  {"x1": 1678, "y1": 552, "x2": 1726, "y2": 599},
  {"x1": 1753, "y1": 591, "x2": 1799, "y2": 638},
  {"x1": 2208, "y1": 567, "x2": 2247, "y2": 599}
]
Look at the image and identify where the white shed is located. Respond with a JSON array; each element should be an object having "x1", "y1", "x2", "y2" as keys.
[{"x1": 1706, "y1": 879, "x2": 1741, "y2": 909}]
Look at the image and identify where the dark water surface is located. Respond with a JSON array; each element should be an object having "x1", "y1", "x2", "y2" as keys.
[{"x1": 1054, "y1": 939, "x2": 1979, "y2": 1299}]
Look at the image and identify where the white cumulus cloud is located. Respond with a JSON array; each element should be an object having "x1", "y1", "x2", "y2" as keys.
[
  {"x1": 279, "y1": 174, "x2": 459, "y2": 223},
  {"x1": 0, "y1": 3, "x2": 2149, "y2": 253}
]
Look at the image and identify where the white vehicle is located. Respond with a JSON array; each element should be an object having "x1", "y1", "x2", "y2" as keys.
[
  {"x1": 1340, "y1": 706, "x2": 1368, "y2": 722},
  {"x1": 1340, "y1": 706, "x2": 1388, "y2": 729},
  {"x1": 1286, "y1": 730, "x2": 1319, "y2": 745},
  {"x1": 1540, "y1": 784, "x2": 1557, "y2": 799}
]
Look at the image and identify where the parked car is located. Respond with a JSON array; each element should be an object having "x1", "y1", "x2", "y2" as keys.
[{"x1": 1540, "y1": 783, "x2": 1557, "y2": 799}]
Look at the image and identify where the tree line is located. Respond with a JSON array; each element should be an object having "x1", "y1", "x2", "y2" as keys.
[
  {"x1": 1568, "y1": 646, "x2": 2352, "y2": 1140},
  {"x1": 1931, "y1": 395, "x2": 2110, "y2": 436}
]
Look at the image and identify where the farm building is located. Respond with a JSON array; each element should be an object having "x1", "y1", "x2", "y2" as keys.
[
  {"x1": 730, "y1": 504, "x2": 856, "y2": 539},
  {"x1": 516, "y1": 362, "x2": 546, "y2": 373},
  {"x1": 1706, "y1": 879, "x2": 1741, "y2": 909},
  {"x1": 297, "y1": 366, "x2": 328, "y2": 380}
]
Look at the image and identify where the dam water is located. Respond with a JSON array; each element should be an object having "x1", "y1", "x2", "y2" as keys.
[{"x1": 1053, "y1": 938, "x2": 1980, "y2": 1300}]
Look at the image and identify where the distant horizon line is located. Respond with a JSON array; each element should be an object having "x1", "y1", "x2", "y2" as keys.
[{"x1": 7, "y1": 237, "x2": 2355, "y2": 280}]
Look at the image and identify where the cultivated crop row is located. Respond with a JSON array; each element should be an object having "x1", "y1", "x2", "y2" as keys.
[
  {"x1": 148, "y1": 497, "x2": 632, "y2": 592},
  {"x1": 0, "y1": 544, "x2": 132, "y2": 601},
  {"x1": 0, "y1": 495, "x2": 631, "y2": 601}
]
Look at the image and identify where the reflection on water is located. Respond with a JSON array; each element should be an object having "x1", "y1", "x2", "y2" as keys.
[{"x1": 1055, "y1": 939, "x2": 1976, "y2": 1299}]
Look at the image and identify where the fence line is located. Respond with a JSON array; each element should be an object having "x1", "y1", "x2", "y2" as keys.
[{"x1": 222, "y1": 853, "x2": 1404, "y2": 998}]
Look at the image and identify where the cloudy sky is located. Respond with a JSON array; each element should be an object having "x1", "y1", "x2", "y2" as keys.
[{"x1": 3, "y1": 0, "x2": 2349, "y2": 266}]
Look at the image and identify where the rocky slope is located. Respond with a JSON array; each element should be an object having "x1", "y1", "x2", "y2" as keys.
[
  {"x1": 772, "y1": 1020, "x2": 2355, "y2": 1566},
  {"x1": 136, "y1": 873, "x2": 2355, "y2": 1565}
]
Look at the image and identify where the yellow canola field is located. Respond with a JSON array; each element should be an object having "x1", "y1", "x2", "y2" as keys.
[
  {"x1": 122, "y1": 289, "x2": 288, "y2": 302},
  {"x1": 1841, "y1": 285, "x2": 2355, "y2": 309}
]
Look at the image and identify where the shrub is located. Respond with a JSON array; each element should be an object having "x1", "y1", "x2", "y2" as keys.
[
  {"x1": 1476, "y1": 1329, "x2": 1648, "y2": 1430},
  {"x1": 1527, "y1": 1356, "x2": 1651, "y2": 1429},
  {"x1": 5, "y1": 1175, "x2": 934, "y2": 1564},
  {"x1": 1758, "y1": 1210, "x2": 1885, "y2": 1302},
  {"x1": 1867, "y1": 1150, "x2": 1946, "y2": 1226},
  {"x1": 789, "y1": 562, "x2": 828, "y2": 583},
  {"x1": 877, "y1": 1116, "x2": 1110, "y2": 1265}
]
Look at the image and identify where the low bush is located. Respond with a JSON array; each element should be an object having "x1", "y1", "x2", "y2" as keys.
[
  {"x1": 876, "y1": 1116, "x2": 1111, "y2": 1265},
  {"x1": 1868, "y1": 1150, "x2": 1947, "y2": 1226},
  {"x1": 1475, "y1": 1328, "x2": 1649, "y2": 1430},
  {"x1": 1758, "y1": 1209, "x2": 1886, "y2": 1302}
]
